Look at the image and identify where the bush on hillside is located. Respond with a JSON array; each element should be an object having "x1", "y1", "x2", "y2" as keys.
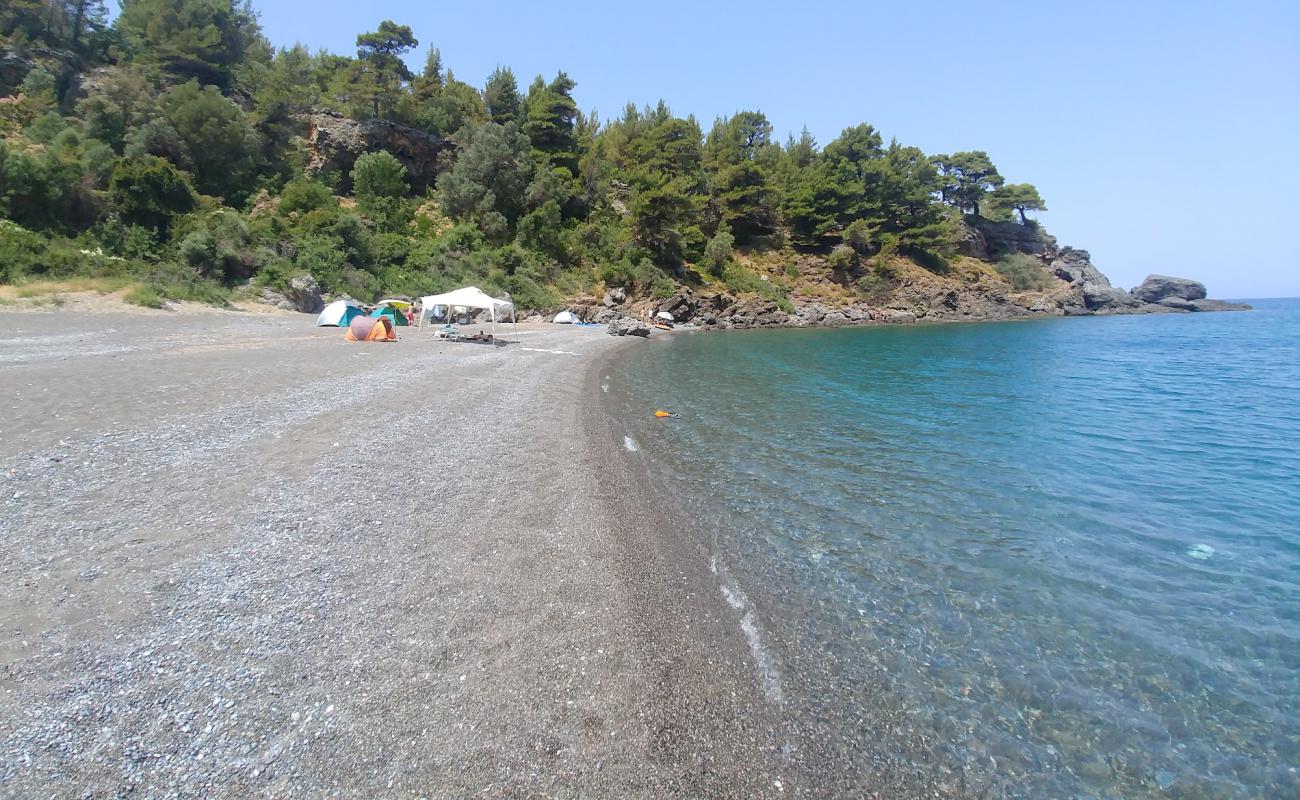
[{"x1": 996, "y1": 253, "x2": 1053, "y2": 290}]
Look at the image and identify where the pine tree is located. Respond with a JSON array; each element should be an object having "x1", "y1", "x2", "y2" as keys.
[
  {"x1": 354, "y1": 20, "x2": 417, "y2": 118},
  {"x1": 483, "y1": 66, "x2": 522, "y2": 125}
]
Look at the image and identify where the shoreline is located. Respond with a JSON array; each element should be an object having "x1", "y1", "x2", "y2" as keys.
[
  {"x1": 0, "y1": 312, "x2": 787, "y2": 797},
  {"x1": 579, "y1": 341, "x2": 791, "y2": 795}
]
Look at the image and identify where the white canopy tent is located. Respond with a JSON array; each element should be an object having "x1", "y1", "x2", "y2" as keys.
[{"x1": 418, "y1": 286, "x2": 517, "y2": 339}]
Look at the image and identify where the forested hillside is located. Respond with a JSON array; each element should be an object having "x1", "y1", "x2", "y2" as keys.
[{"x1": 1, "y1": 0, "x2": 1063, "y2": 315}]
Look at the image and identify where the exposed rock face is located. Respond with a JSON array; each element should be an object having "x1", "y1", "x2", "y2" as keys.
[
  {"x1": 884, "y1": 309, "x2": 917, "y2": 324},
  {"x1": 656, "y1": 289, "x2": 697, "y2": 321},
  {"x1": 591, "y1": 307, "x2": 622, "y2": 324},
  {"x1": 1188, "y1": 298, "x2": 1251, "y2": 312},
  {"x1": 0, "y1": 45, "x2": 81, "y2": 99},
  {"x1": 607, "y1": 317, "x2": 652, "y2": 337},
  {"x1": 1082, "y1": 282, "x2": 1140, "y2": 311},
  {"x1": 602, "y1": 287, "x2": 626, "y2": 307},
  {"x1": 258, "y1": 288, "x2": 296, "y2": 311},
  {"x1": 972, "y1": 219, "x2": 1058, "y2": 259},
  {"x1": 712, "y1": 298, "x2": 789, "y2": 329},
  {"x1": 1154, "y1": 296, "x2": 1198, "y2": 311},
  {"x1": 305, "y1": 110, "x2": 447, "y2": 193},
  {"x1": 1132, "y1": 275, "x2": 1207, "y2": 303},
  {"x1": 289, "y1": 275, "x2": 324, "y2": 314},
  {"x1": 1051, "y1": 247, "x2": 1111, "y2": 287}
]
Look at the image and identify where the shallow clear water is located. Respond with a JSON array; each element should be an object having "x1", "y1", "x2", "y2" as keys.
[{"x1": 608, "y1": 301, "x2": 1300, "y2": 798}]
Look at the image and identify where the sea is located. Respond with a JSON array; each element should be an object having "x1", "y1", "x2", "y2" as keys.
[{"x1": 605, "y1": 299, "x2": 1299, "y2": 798}]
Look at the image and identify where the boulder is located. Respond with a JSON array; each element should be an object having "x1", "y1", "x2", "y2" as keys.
[
  {"x1": 602, "y1": 287, "x2": 626, "y2": 307},
  {"x1": 592, "y1": 307, "x2": 622, "y2": 324},
  {"x1": 718, "y1": 298, "x2": 788, "y2": 328},
  {"x1": 1050, "y1": 248, "x2": 1111, "y2": 287},
  {"x1": 1189, "y1": 298, "x2": 1251, "y2": 312},
  {"x1": 1082, "y1": 282, "x2": 1139, "y2": 311},
  {"x1": 1154, "y1": 296, "x2": 1197, "y2": 311},
  {"x1": 1131, "y1": 275, "x2": 1207, "y2": 303},
  {"x1": 607, "y1": 317, "x2": 652, "y2": 337},
  {"x1": 305, "y1": 109, "x2": 447, "y2": 193},
  {"x1": 258, "y1": 288, "x2": 296, "y2": 311},
  {"x1": 885, "y1": 309, "x2": 917, "y2": 324},
  {"x1": 288, "y1": 275, "x2": 325, "y2": 314},
  {"x1": 794, "y1": 304, "x2": 828, "y2": 326},
  {"x1": 656, "y1": 289, "x2": 696, "y2": 321}
]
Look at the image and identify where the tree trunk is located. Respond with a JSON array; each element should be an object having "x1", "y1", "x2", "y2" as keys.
[
  {"x1": 1017, "y1": 207, "x2": 1027, "y2": 225},
  {"x1": 72, "y1": 0, "x2": 87, "y2": 46}
]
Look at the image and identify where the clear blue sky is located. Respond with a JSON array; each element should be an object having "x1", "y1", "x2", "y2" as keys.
[{"x1": 200, "y1": 1, "x2": 1300, "y2": 296}]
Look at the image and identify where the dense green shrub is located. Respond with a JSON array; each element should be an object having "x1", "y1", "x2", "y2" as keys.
[
  {"x1": 996, "y1": 253, "x2": 1053, "y2": 290},
  {"x1": 278, "y1": 180, "x2": 335, "y2": 215},
  {"x1": 178, "y1": 211, "x2": 257, "y2": 284},
  {"x1": 108, "y1": 155, "x2": 196, "y2": 233},
  {"x1": 352, "y1": 151, "x2": 409, "y2": 200},
  {"x1": 703, "y1": 228, "x2": 734, "y2": 276},
  {"x1": 828, "y1": 244, "x2": 857, "y2": 272}
]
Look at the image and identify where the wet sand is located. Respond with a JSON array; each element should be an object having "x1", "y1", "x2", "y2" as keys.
[{"x1": 0, "y1": 311, "x2": 786, "y2": 797}]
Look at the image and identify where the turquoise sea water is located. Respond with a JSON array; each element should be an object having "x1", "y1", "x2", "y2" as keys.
[{"x1": 608, "y1": 300, "x2": 1299, "y2": 798}]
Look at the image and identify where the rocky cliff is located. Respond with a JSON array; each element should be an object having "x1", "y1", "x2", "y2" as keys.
[
  {"x1": 304, "y1": 110, "x2": 448, "y2": 193},
  {"x1": 564, "y1": 219, "x2": 1249, "y2": 331}
]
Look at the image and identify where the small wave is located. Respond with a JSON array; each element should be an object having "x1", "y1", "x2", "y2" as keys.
[
  {"x1": 622, "y1": 436, "x2": 639, "y2": 452},
  {"x1": 717, "y1": 580, "x2": 784, "y2": 702}
]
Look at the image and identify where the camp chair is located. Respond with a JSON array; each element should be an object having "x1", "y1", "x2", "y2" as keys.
[{"x1": 432, "y1": 323, "x2": 459, "y2": 340}]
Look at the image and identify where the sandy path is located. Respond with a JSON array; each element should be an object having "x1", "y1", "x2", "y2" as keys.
[{"x1": 0, "y1": 312, "x2": 782, "y2": 798}]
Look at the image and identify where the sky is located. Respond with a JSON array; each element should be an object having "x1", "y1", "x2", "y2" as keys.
[{"x1": 182, "y1": 1, "x2": 1300, "y2": 297}]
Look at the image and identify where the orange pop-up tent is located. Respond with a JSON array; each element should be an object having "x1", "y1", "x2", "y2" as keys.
[{"x1": 345, "y1": 315, "x2": 397, "y2": 342}]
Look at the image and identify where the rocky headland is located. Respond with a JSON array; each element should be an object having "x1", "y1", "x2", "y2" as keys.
[{"x1": 525, "y1": 219, "x2": 1249, "y2": 333}]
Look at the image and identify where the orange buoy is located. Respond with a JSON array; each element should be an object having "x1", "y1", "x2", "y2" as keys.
[{"x1": 654, "y1": 410, "x2": 677, "y2": 418}]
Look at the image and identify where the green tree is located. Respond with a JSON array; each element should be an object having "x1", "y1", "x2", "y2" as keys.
[
  {"x1": 484, "y1": 66, "x2": 522, "y2": 125},
  {"x1": 154, "y1": 80, "x2": 261, "y2": 201},
  {"x1": 278, "y1": 179, "x2": 335, "y2": 215},
  {"x1": 0, "y1": 139, "x2": 57, "y2": 228},
  {"x1": 990, "y1": 183, "x2": 1046, "y2": 224},
  {"x1": 108, "y1": 154, "x2": 196, "y2": 233},
  {"x1": 936, "y1": 150, "x2": 1003, "y2": 216},
  {"x1": 178, "y1": 210, "x2": 256, "y2": 283},
  {"x1": 409, "y1": 46, "x2": 444, "y2": 106},
  {"x1": 523, "y1": 72, "x2": 579, "y2": 175},
  {"x1": 438, "y1": 121, "x2": 534, "y2": 234},
  {"x1": 418, "y1": 71, "x2": 487, "y2": 135},
  {"x1": 115, "y1": 0, "x2": 261, "y2": 89},
  {"x1": 351, "y1": 150, "x2": 408, "y2": 199},
  {"x1": 703, "y1": 228, "x2": 734, "y2": 275},
  {"x1": 705, "y1": 112, "x2": 777, "y2": 241},
  {"x1": 76, "y1": 66, "x2": 156, "y2": 153},
  {"x1": 353, "y1": 20, "x2": 417, "y2": 118},
  {"x1": 629, "y1": 174, "x2": 702, "y2": 270}
]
